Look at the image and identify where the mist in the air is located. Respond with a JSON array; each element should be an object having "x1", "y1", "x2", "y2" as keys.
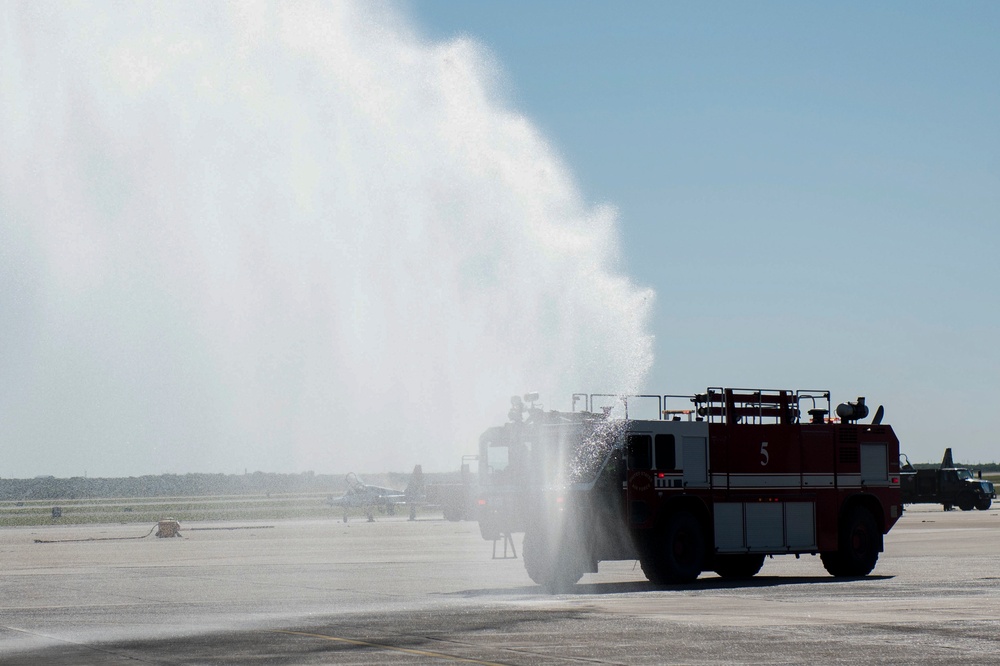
[{"x1": 0, "y1": 1, "x2": 653, "y2": 477}]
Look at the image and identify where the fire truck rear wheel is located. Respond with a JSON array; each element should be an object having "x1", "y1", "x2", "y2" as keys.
[
  {"x1": 713, "y1": 553, "x2": 765, "y2": 580},
  {"x1": 821, "y1": 506, "x2": 880, "y2": 577},
  {"x1": 640, "y1": 511, "x2": 705, "y2": 584},
  {"x1": 957, "y1": 492, "x2": 975, "y2": 511},
  {"x1": 975, "y1": 497, "x2": 992, "y2": 511}
]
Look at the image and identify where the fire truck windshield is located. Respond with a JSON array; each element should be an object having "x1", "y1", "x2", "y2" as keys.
[
  {"x1": 479, "y1": 416, "x2": 622, "y2": 490},
  {"x1": 529, "y1": 420, "x2": 621, "y2": 486}
]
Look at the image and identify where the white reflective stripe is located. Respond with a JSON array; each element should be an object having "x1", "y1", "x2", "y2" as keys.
[
  {"x1": 713, "y1": 474, "x2": 813, "y2": 487},
  {"x1": 708, "y1": 472, "x2": 876, "y2": 488},
  {"x1": 802, "y1": 474, "x2": 834, "y2": 486},
  {"x1": 838, "y1": 474, "x2": 861, "y2": 486},
  {"x1": 728, "y1": 474, "x2": 800, "y2": 488}
]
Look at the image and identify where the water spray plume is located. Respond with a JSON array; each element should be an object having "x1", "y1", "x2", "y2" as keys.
[{"x1": 0, "y1": 1, "x2": 654, "y2": 477}]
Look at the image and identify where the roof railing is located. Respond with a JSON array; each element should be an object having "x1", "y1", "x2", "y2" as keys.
[
  {"x1": 693, "y1": 388, "x2": 831, "y2": 425},
  {"x1": 571, "y1": 393, "x2": 697, "y2": 421},
  {"x1": 571, "y1": 389, "x2": 832, "y2": 425}
]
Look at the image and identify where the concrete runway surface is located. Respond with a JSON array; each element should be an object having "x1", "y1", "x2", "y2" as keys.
[{"x1": 1, "y1": 504, "x2": 998, "y2": 664}]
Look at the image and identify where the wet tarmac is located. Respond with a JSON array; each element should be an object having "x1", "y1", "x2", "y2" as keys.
[{"x1": 2, "y1": 504, "x2": 999, "y2": 664}]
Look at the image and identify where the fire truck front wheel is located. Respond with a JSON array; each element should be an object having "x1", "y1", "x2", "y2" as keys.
[
  {"x1": 821, "y1": 506, "x2": 880, "y2": 577},
  {"x1": 640, "y1": 511, "x2": 705, "y2": 585},
  {"x1": 976, "y1": 497, "x2": 992, "y2": 511},
  {"x1": 522, "y1": 528, "x2": 585, "y2": 592}
]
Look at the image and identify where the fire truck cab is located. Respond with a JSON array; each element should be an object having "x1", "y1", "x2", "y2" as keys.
[{"x1": 475, "y1": 388, "x2": 903, "y2": 591}]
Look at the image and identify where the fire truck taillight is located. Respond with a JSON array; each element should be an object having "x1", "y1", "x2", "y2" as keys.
[{"x1": 891, "y1": 477, "x2": 899, "y2": 484}]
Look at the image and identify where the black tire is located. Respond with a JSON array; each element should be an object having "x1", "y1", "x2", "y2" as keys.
[
  {"x1": 957, "y1": 493, "x2": 976, "y2": 511},
  {"x1": 640, "y1": 511, "x2": 705, "y2": 584},
  {"x1": 521, "y1": 528, "x2": 549, "y2": 585},
  {"x1": 821, "y1": 506, "x2": 881, "y2": 577},
  {"x1": 713, "y1": 553, "x2": 766, "y2": 580},
  {"x1": 976, "y1": 497, "x2": 992, "y2": 511},
  {"x1": 522, "y1": 527, "x2": 585, "y2": 592}
]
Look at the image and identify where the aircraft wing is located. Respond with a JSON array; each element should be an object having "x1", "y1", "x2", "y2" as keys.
[{"x1": 326, "y1": 490, "x2": 406, "y2": 508}]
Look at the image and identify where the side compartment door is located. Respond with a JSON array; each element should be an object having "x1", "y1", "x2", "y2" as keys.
[
  {"x1": 714, "y1": 501, "x2": 817, "y2": 553},
  {"x1": 682, "y1": 436, "x2": 709, "y2": 488},
  {"x1": 860, "y1": 442, "x2": 889, "y2": 486}
]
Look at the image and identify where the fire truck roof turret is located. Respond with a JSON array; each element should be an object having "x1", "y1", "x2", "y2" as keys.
[{"x1": 836, "y1": 397, "x2": 869, "y2": 423}]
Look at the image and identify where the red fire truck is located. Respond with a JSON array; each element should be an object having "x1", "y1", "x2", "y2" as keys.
[{"x1": 475, "y1": 388, "x2": 903, "y2": 591}]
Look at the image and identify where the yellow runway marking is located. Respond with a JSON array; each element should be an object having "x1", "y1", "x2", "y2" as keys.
[{"x1": 275, "y1": 630, "x2": 510, "y2": 665}]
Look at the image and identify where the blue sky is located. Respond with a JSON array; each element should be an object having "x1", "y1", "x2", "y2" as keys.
[
  {"x1": 407, "y1": 1, "x2": 1000, "y2": 463},
  {"x1": 1, "y1": 1, "x2": 996, "y2": 476}
]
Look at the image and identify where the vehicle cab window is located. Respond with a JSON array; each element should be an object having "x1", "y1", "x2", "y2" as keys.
[{"x1": 627, "y1": 434, "x2": 652, "y2": 470}]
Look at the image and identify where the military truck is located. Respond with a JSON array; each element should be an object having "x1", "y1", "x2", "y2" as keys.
[
  {"x1": 899, "y1": 448, "x2": 995, "y2": 511},
  {"x1": 423, "y1": 456, "x2": 478, "y2": 521}
]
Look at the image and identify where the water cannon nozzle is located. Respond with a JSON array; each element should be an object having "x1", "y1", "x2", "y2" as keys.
[{"x1": 835, "y1": 397, "x2": 868, "y2": 423}]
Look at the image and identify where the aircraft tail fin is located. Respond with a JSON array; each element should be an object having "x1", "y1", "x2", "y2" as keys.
[
  {"x1": 405, "y1": 464, "x2": 424, "y2": 500},
  {"x1": 941, "y1": 448, "x2": 954, "y2": 468}
]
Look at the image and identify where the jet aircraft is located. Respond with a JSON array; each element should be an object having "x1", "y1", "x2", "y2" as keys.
[{"x1": 327, "y1": 466, "x2": 425, "y2": 522}]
